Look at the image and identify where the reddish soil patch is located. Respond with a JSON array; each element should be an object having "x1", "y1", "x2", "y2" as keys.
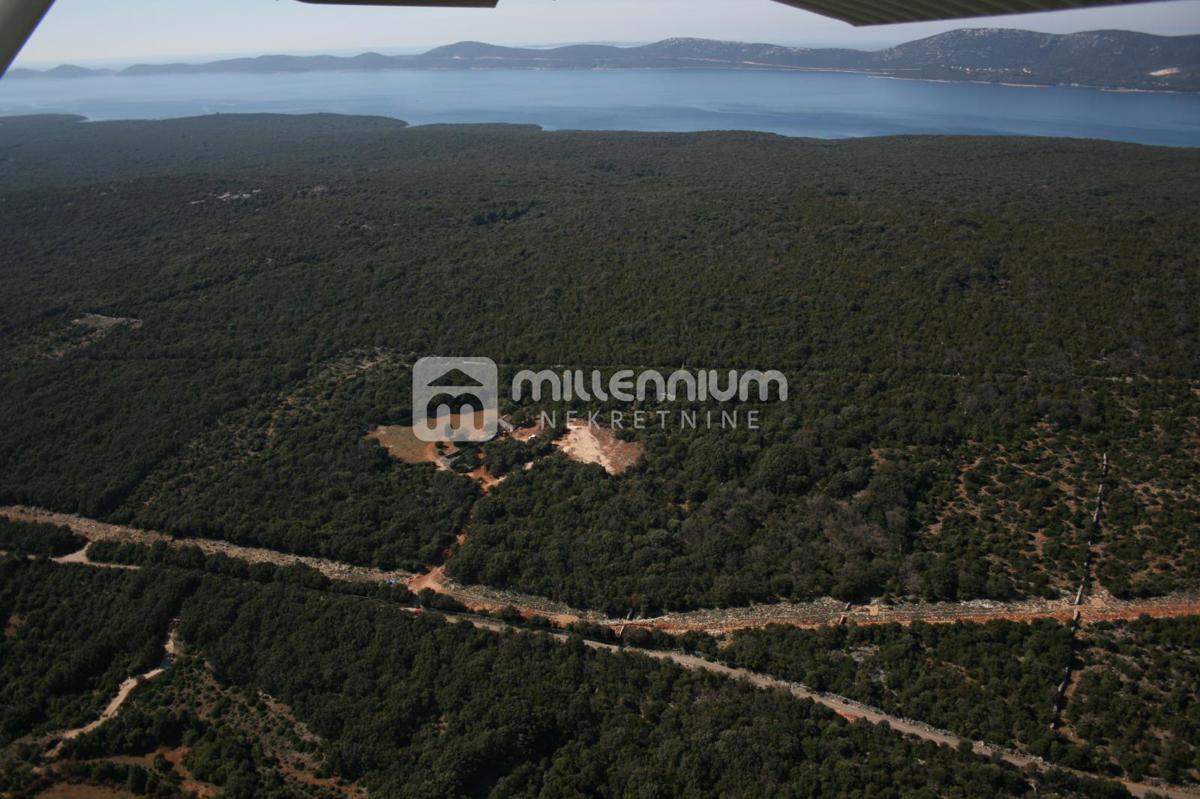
[
  {"x1": 280, "y1": 762, "x2": 355, "y2": 795},
  {"x1": 162, "y1": 747, "x2": 220, "y2": 799},
  {"x1": 370, "y1": 422, "x2": 504, "y2": 492},
  {"x1": 407, "y1": 565, "x2": 448, "y2": 594},
  {"x1": 367, "y1": 426, "x2": 451, "y2": 466},
  {"x1": 4, "y1": 612, "x2": 23, "y2": 638},
  {"x1": 1081, "y1": 600, "x2": 1200, "y2": 625},
  {"x1": 469, "y1": 467, "x2": 505, "y2": 493},
  {"x1": 106, "y1": 747, "x2": 219, "y2": 799}
]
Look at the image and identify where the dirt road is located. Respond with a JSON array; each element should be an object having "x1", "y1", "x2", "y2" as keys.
[
  {"x1": 6, "y1": 505, "x2": 1200, "y2": 637},
  {"x1": 52, "y1": 544, "x2": 140, "y2": 571},
  {"x1": 45, "y1": 624, "x2": 180, "y2": 758},
  {"x1": 12, "y1": 506, "x2": 1197, "y2": 799},
  {"x1": 1, "y1": 506, "x2": 416, "y2": 586},
  {"x1": 432, "y1": 610, "x2": 1200, "y2": 799}
]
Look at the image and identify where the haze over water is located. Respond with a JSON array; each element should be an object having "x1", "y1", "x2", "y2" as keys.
[{"x1": 1, "y1": 68, "x2": 1197, "y2": 146}]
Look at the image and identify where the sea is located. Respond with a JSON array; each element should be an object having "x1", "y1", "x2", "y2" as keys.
[{"x1": 1, "y1": 67, "x2": 1198, "y2": 146}]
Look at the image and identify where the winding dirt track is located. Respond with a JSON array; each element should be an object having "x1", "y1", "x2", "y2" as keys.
[
  {"x1": 45, "y1": 624, "x2": 180, "y2": 758},
  {"x1": 5, "y1": 505, "x2": 1200, "y2": 637},
  {"x1": 46, "y1": 672, "x2": 165, "y2": 757},
  {"x1": 9, "y1": 506, "x2": 1199, "y2": 799}
]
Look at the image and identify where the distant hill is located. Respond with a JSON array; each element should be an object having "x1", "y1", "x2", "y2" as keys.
[
  {"x1": 9, "y1": 29, "x2": 1199, "y2": 91},
  {"x1": 118, "y1": 52, "x2": 400, "y2": 77},
  {"x1": 7, "y1": 64, "x2": 114, "y2": 79},
  {"x1": 872, "y1": 28, "x2": 1200, "y2": 89}
]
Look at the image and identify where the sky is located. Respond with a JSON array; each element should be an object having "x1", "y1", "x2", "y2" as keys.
[{"x1": 13, "y1": 0, "x2": 1200, "y2": 67}]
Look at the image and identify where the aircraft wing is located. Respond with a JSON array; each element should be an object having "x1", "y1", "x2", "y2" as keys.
[
  {"x1": 0, "y1": 0, "x2": 53, "y2": 77},
  {"x1": 293, "y1": 0, "x2": 1166, "y2": 25},
  {"x1": 767, "y1": 0, "x2": 1163, "y2": 26}
]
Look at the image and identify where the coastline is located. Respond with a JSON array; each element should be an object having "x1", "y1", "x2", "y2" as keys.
[{"x1": 7, "y1": 63, "x2": 1195, "y2": 96}]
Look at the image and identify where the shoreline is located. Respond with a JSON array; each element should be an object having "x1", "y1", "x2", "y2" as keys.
[{"x1": 5, "y1": 63, "x2": 1194, "y2": 96}]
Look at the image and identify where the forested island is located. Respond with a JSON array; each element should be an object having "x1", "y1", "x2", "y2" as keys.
[{"x1": 0, "y1": 112, "x2": 1197, "y2": 797}]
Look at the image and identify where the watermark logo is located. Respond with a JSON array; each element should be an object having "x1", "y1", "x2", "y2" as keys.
[
  {"x1": 512, "y1": 369, "x2": 787, "y2": 403},
  {"x1": 412, "y1": 357, "x2": 499, "y2": 443},
  {"x1": 413, "y1": 358, "x2": 788, "y2": 442}
]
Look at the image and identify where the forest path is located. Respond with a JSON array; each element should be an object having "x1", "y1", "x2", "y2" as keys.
[
  {"x1": 5, "y1": 505, "x2": 1200, "y2": 636},
  {"x1": 52, "y1": 542, "x2": 140, "y2": 570},
  {"x1": 44, "y1": 623, "x2": 180, "y2": 758}
]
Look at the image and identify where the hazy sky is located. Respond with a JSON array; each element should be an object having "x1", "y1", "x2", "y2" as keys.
[{"x1": 14, "y1": 0, "x2": 1200, "y2": 66}]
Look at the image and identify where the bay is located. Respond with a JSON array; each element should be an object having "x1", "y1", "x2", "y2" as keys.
[{"x1": 1, "y1": 67, "x2": 1197, "y2": 146}]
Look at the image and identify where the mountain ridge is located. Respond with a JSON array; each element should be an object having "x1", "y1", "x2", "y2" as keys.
[{"x1": 9, "y1": 28, "x2": 1199, "y2": 91}]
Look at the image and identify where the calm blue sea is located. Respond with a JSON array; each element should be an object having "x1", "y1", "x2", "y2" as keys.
[{"x1": 1, "y1": 68, "x2": 1198, "y2": 146}]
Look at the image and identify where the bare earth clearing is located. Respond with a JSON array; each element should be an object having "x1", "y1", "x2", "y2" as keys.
[
  {"x1": 366, "y1": 425, "x2": 446, "y2": 466},
  {"x1": 41, "y1": 314, "x2": 142, "y2": 361},
  {"x1": 369, "y1": 413, "x2": 648, "y2": 486},
  {"x1": 554, "y1": 419, "x2": 645, "y2": 475},
  {"x1": 367, "y1": 416, "x2": 505, "y2": 491}
]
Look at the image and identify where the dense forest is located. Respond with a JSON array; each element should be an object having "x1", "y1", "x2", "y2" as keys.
[
  {"x1": 450, "y1": 376, "x2": 1200, "y2": 611},
  {"x1": 0, "y1": 113, "x2": 1196, "y2": 795},
  {"x1": 1, "y1": 113, "x2": 1195, "y2": 612},
  {"x1": 0, "y1": 519, "x2": 84, "y2": 557},
  {"x1": 3, "y1": 551, "x2": 1192, "y2": 795},
  {"x1": 716, "y1": 616, "x2": 1200, "y2": 784},
  {"x1": 0, "y1": 561, "x2": 193, "y2": 750},
  {"x1": 0, "y1": 556, "x2": 1140, "y2": 798},
  {"x1": 720, "y1": 621, "x2": 1074, "y2": 754},
  {"x1": 1066, "y1": 617, "x2": 1200, "y2": 784}
]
